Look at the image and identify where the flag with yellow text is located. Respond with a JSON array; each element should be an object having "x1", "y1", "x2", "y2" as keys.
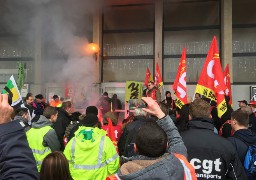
[{"x1": 195, "y1": 36, "x2": 227, "y2": 118}]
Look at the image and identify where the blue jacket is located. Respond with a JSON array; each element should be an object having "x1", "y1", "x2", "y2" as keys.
[{"x1": 0, "y1": 121, "x2": 39, "y2": 179}]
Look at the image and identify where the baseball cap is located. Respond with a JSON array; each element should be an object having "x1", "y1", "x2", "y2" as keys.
[
  {"x1": 248, "y1": 101, "x2": 256, "y2": 106},
  {"x1": 238, "y1": 100, "x2": 248, "y2": 105}
]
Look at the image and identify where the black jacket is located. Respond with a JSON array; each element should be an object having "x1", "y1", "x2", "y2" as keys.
[
  {"x1": 0, "y1": 121, "x2": 38, "y2": 179},
  {"x1": 249, "y1": 113, "x2": 256, "y2": 133},
  {"x1": 181, "y1": 117, "x2": 247, "y2": 180},
  {"x1": 118, "y1": 116, "x2": 147, "y2": 157},
  {"x1": 53, "y1": 108, "x2": 71, "y2": 151},
  {"x1": 228, "y1": 129, "x2": 256, "y2": 164}
]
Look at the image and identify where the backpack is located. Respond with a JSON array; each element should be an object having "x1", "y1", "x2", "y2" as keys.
[{"x1": 244, "y1": 144, "x2": 256, "y2": 179}]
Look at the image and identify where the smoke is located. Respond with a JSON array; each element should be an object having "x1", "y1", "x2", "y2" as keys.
[{"x1": 1, "y1": 0, "x2": 104, "y2": 108}]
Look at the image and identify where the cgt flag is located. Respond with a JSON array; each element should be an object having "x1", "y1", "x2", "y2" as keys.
[
  {"x1": 2, "y1": 75, "x2": 23, "y2": 108},
  {"x1": 155, "y1": 62, "x2": 163, "y2": 89},
  {"x1": 224, "y1": 64, "x2": 233, "y2": 106},
  {"x1": 172, "y1": 48, "x2": 187, "y2": 109},
  {"x1": 195, "y1": 36, "x2": 227, "y2": 118},
  {"x1": 144, "y1": 66, "x2": 153, "y2": 86}
]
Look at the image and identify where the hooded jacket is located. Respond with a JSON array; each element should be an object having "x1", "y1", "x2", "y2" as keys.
[
  {"x1": 117, "y1": 115, "x2": 188, "y2": 180},
  {"x1": 53, "y1": 108, "x2": 71, "y2": 151},
  {"x1": 64, "y1": 126, "x2": 119, "y2": 180},
  {"x1": 0, "y1": 120, "x2": 39, "y2": 179},
  {"x1": 181, "y1": 117, "x2": 247, "y2": 180},
  {"x1": 228, "y1": 129, "x2": 256, "y2": 164},
  {"x1": 118, "y1": 115, "x2": 148, "y2": 157},
  {"x1": 30, "y1": 115, "x2": 60, "y2": 151}
]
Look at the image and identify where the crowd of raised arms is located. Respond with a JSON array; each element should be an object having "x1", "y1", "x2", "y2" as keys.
[{"x1": 1, "y1": 83, "x2": 256, "y2": 180}]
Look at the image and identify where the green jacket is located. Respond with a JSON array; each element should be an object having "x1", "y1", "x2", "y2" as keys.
[{"x1": 64, "y1": 126, "x2": 119, "y2": 180}]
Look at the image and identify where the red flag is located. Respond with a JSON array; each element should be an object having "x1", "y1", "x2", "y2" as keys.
[
  {"x1": 172, "y1": 48, "x2": 187, "y2": 108},
  {"x1": 155, "y1": 63, "x2": 163, "y2": 89},
  {"x1": 107, "y1": 118, "x2": 118, "y2": 152},
  {"x1": 195, "y1": 36, "x2": 227, "y2": 118},
  {"x1": 144, "y1": 66, "x2": 153, "y2": 86},
  {"x1": 107, "y1": 118, "x2": 116, "y2": 141},
  {"x1": 224, "y1": 64, "x2": 232, "y2": 106}
]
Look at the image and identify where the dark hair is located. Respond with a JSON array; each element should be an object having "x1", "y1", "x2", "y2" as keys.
[
  {"x1": 176, "y1": 104, "x2": 190, "y2": 132},
  {"x1": 40, "y1": 151, "x2": 72, "y2": 180},
  {"x1": 35, "y1": 94, "x2": 43, "y2": 100},
  {"x1": 86, "y1": 106, "x2": 98, "y2": 116},
  {"x1": 70, "y1": 112, "x2": 82, "y2": 121},
  {"x1": 165, "y1": 91, "x2": 171, "y2": 96},
  {"x1": 112, "y1": 94, "x2": 117, "y2": 99},
  {"x1": 25, "y1": 93, "x2": 33, "y2": 100},
  {"x1": 43, "y1": 106, "x2": 58, "y2": 119},
  {"x1": 231, "y1": 109, "x2": 249, "y2": 127},
  {"x1": 15, "y1": 108, "x2": 28, "y2": 116},
  {"x1": 53, "y1": 95, "x2": 59, "y2": 99},
  {"x1": 189, "y1": 99, "x2": 211, "y2": 119},
  {"x1": 136, "y1": 122, "x2": 167, "y2": 157},
  {"x1": 103, "y1": 92, "x2": 108, "y2": 96}
]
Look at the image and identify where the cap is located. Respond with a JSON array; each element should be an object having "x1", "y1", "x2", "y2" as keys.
[
  {"x1": 248, "y1": 101, "x2": 256, "y2": 106},
  {"x1": 80, "y1": 114, "x2": 99, "y2": 127},
  {"x1": 238, "y1": 100, "x2": 248, "y2": 105}
]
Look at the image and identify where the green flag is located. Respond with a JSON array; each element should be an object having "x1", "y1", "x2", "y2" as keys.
[{"x1": 17, "y1": 62, "x2": 25, "y2": 90}]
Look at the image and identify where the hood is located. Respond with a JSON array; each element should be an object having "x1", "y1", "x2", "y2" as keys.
[
  {"x1": 188, "y1": 117, "x2": 214, "y2": 131},
  {"x1": 74, "y1": 126, "x2": 107, "y2": 151},
  {"x1": 234, "y1": 129, "x2": 256, "y2": 145},
  {"x1": 119, "y1": 155, "x2": 165, "y2": 178},
  {"x1": 31, "y1": 115, "x2": 52, "y2": 128}
]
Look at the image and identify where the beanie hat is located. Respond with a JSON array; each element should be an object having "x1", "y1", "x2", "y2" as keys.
[
  {"x1": 81, "y1": 114, "x2": 99, "y2": 127},
  {"x1": 86, "y1": 106, "x2": 98, "y2": 116}
]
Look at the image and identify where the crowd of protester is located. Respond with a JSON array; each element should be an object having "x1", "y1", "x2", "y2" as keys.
[{"x1": 0, "y1": 81, "x2": 256, "y2": 180}]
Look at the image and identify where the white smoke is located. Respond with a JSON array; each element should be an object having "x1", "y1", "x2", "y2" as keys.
[{"x1": 1, "y1": 0, "x2": 104, "y2": 108}]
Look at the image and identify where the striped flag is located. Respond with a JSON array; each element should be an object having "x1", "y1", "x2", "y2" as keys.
[{"x1": 2, "y1": 75, "x2": 23, "y2": 109}]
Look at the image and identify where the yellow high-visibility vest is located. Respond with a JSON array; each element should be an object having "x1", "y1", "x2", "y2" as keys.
[{"x1": 26, "y1": 126, "x2": 52, "y2": 171}]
